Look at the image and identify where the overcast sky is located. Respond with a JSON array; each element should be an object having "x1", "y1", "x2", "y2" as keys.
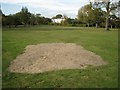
[{"x1": 0, "y1": 0, "x2": 90, "y2": 18}]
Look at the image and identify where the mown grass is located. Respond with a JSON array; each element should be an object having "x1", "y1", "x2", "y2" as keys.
[
  {"x1": 0, "y1": 30, "x2": 2, "y2": 89},
  {"x1": 2, "y1": 25, "x2": 118, "y2": 88}
]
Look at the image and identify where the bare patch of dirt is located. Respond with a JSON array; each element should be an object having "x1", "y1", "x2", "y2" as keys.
[{"x1": 9, "y1": 43, "x2": 107, "y2": 73}]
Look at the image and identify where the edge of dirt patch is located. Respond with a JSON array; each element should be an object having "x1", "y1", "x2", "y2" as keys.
[{"x1": 9, "y1": 43, "x2": 107, "y2": 74}]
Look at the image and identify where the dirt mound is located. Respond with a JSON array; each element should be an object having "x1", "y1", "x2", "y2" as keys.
[{"x1": 9, "y1": 43, "x2": 107, "y2": 73}]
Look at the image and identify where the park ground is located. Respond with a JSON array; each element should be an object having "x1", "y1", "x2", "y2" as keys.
[{"x1": 2, "y1": 25, "x2": 118, "y2": 88}]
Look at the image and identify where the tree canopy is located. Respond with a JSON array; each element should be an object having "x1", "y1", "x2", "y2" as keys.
[
  {"x1": 2, "y1": 4, "x2": 120, "y2": 29},
  {"x1": 78, "y1": 0, "x2": 119, "y2": 29},
  {"x1": 90, "y1": 0, "x2": 119, "y2": 30},
  {"x1": 2, "y1": 7, "x2": 52, "y2": 27}
]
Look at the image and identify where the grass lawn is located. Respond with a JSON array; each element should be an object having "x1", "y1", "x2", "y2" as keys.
[{"x1": 2, "y1": 25, "x2": 118, "y2": 88}]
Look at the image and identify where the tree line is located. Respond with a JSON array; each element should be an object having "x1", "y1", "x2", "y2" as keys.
[
  {"x1": 1, "y1": 7, "x2": 80, "y2": 27},
  {"x1": 2, "y1": 7, "x2": 52, "y2": 27},
  {"x1": 77, "y1": 0, "x2": 120, "y2": 30},
  {"x1": 1, "y1": 0, "x2": 120, "y2": 30}
]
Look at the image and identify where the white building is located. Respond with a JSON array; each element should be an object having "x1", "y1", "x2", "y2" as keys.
[{"x1": 52, "y1": 18, "x2": 65, "y2": 23}]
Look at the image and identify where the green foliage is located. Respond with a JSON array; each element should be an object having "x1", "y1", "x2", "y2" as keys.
[
  {"x1": 2, "y1": 7, "x2": 52, "y2": 27},
  {"x1": 78, "y1": 24, "x2": 86, "y2": 27},
  {"x1": 109, "y1": 15, "x2": 120, "y2": 28},
  {"x1": 30, "y1": 14, "x2": 36, "y2": 25},
  {"x1": 91, "y1": 0, "x2": 119, "y2": 30},
  {"x1": 52, "y1": 14, "x2": 63, "y2": 19},
  {"x1": 78, "y1": 4, "x2": 105, "y2": 27},
  {"x1": 18, "y1": 7, "x2": 31, "y2": 25},
  {"x1": 78, "y1": 1, "x2": 119, "y2": 29}
]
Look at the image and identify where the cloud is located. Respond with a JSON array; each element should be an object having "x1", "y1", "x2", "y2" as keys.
[{"x1": 1, "y1": 0, "x2": 90, "y2": 18}]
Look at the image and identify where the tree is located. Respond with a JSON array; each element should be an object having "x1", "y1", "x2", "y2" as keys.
[
  {"x1": 77, "y1": 7, "x2": 85, "y2": 23},
  {"x1": 0, "y1": 9, "x2": 2, "y2": 27},
  {"x1": 61, "y1": 15, "x2": 69, "y2": 25},
  {"x1": 30, "y1": 14, "x2": 36, "y2": 25},
  {"x1": 78, "y1": 4, "x2": 95, "y2": 27},
  {"x1": 5, "y1": 15, "x2": 14, "y2": 28},
  {"x1": 91, "y1": 8, "x2": 105, "y2": 27},
  {"x1": 109, "y1": 15, "x2": 117, "y2": 28},
  {"x1": 35, "y1": 14, "x2": 42, "y2": 25},
  {"x1": 12, "y1": 14, "x2": 22, "y2": 27},
  {"x1": 90, "y1": 0, "x2": 118, "y2": 30},
  {"x1": 17, "y1": 7, "x2": 31, "y2": 26},
  {"x1": 43, "y1": 17, "x2": 51, "y2": 24},
  {"x1": 2, "y1": 7, "x2": 52, "y2": 27},
  {"x1": 52, "y1": 14, "x2": 63, "y2": 19},
  {"x1": 56, "y1": 14, "x2": 62, "y2": 18},
  {"x1": 2, "y1": 14, "x2": 22, "y2": 27},
  {"x1": 2, "y1": 14, "x2": 7, "y2": 26}
]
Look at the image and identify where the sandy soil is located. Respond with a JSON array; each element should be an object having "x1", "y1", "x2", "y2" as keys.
[{"x1": 9, "y1": 43, "x2": 107, "y2": 74}]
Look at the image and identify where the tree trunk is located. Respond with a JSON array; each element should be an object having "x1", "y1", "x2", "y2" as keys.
[
  {"x1": 111, "y1": 25, "x2": 112, "y2": 29},
  {"x1": 105, "y1": 16, "x2": 109, "y2": 31},
  {"x1": 88, "y1": 23, "x2": 89, "y2": 27},
  {"x1": 96, "y1": 23, "x2": 98, "y2": 28},
  {"x1": 105, "y1": 1, "x2": 110, "y2": 31}
]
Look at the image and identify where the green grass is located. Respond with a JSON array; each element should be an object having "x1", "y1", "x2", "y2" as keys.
[
  {"x1": 2, "y1": 25, "x2": 118, "y2": 88},
  {"x1": 0, "y1": 30, "x2": 2, "y2": 89}
]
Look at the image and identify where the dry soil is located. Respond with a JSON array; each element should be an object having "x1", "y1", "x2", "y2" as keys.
[{"x1": 9, "y1": 43, "x2": 107, "y2": 73}]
